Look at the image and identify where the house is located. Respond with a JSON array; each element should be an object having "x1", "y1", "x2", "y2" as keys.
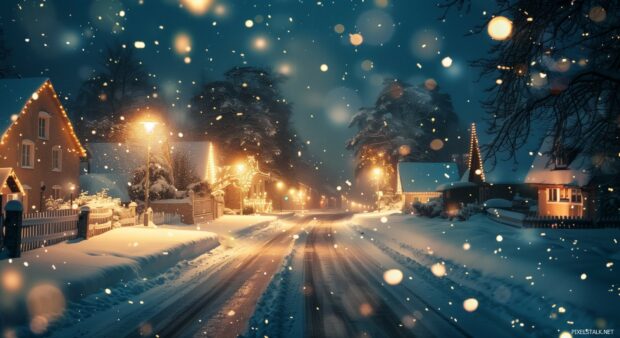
[
  {"x1": 439, "y1": 123, "x2": 537, "y2": 213},
  {"x1": 525, "y1": 137, "x2": 597, "y2": 219},
  {"x1": 396, "y1": 161, "x2": 460, "y2": 208},
  {"x1": 0, "y1": 78, "x2": 86, "y2": 212}
]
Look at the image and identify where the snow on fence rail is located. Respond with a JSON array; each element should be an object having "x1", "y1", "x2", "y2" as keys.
[
  {"x1": 137, "y1": 211, "x2": 181, "y2": 225},
  {"x1": 486, "y1": 208, "x2": 525, "y2": 228},
  {"x1": 21, "y1": 209, "x2": 80, "y2": 252}
]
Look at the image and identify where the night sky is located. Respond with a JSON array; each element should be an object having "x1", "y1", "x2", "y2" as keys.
[{"x1": 0, "y1": 0, "x2": 497, "y2": 185}]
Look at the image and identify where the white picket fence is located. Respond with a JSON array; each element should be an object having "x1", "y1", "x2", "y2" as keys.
[{"x1": 21, "y1": 209, "x2": 80, "y2": 251}]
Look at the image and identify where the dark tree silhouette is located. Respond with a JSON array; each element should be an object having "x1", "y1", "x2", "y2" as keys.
[
  {"x1": 73, "y1": 42, "x2": 160, "y2": 142},
  {"x1": 0, "y1": 27, "x2": 15, "y2": 78},
  {"x1": 441, "y1": 0, "x2": 620, "y2": 173},
  {"x1": 189, "y1": 66, "x2": 303, "y2": 177},
  {"x1": 347, "y1": 79, "x2": 464, "y2": 180}
]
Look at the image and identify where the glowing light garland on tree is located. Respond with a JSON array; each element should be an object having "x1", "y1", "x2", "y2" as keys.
[{"x1": 467, "y1": 122, "x2": 486, "y2": 183}]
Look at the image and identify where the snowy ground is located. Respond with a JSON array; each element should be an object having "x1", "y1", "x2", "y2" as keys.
[
  {"x1": 18, "y1": 214, "x2": 296, "y2": 337},
  {"x1": 348, "y1": 212, "x2": 620, "y2": 336},
  {"x1": 0, "y1": 226, "x2": 219, "y2": 336}
]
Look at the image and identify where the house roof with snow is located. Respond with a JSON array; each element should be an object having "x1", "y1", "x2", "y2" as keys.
[
  {"x1": 524, "y1": 136, "x2": 592, "y2": 187},
  {"x1": 397, "y1": 162, "x2": 459, "y2": 193},
  {"x1": 0, "y1": 77, "x2": 86, "y2": 156}
]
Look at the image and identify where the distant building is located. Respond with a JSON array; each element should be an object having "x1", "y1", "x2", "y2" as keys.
[
  {"x1": 525, "y1": 137, "x2": 599, "y2": 219},
  {"x1": 396, "y1": 161, "x2": 459, "y2": 207},
  {"x1": 439, "y1": 123, "x2": 537, "y2": 213},
  {"x1": 0, "y1": 78, "x2": 86, "y2": 211}
]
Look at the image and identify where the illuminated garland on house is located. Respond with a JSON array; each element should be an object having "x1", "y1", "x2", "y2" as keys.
[
  {"x1": 0, "y1": 79, "x2": 87, "y2": 157},
  {"x1": 206, "y1": 141, "x2": 217, "y2": 184},
  {"x1": 467, "y1": 122, "x2": 486, "y2": 182}
]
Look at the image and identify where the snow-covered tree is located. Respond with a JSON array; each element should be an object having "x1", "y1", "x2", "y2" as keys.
[
  {"x1": 347, "y1": 79, "x2": 464, "y2": 180},
  {"x1": 73, "y1": 42, "x2": 163, "y2": 142},
  {"x1": 0, "y1": 28, "x2": 15, "y2": 78},
  {"x1": 128, "y1": 156, "x2": 176, "y2": 202},
  {"x1": 189, "y1": 66, "x2": 303, "y2": 177},
  {"x1": 171, "y1": 150, "x2": 200, "y2": 190}
]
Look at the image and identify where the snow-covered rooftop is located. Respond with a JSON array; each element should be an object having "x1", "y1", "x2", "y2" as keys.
[
  {"x1": 525, "y1": 136, "x2": 592, "y2": 187},
  {"x1": 0, "y1": 77, "x2": 48, "y2": 135},
  {"x1": 397, "y1": 162, "x2": 459, "y2": 193}
]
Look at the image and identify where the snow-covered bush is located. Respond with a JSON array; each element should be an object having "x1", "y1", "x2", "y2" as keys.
[
  {"x1": 455, "y1": 203, "x2": 483, "y2": 221},
  {"x1": 187, "y1": 181, "x2": 212, "y2": 197},
  {"x1": 412, "y1": 198, "x2": 443, "y2": 218},
  {"x1": 45, "y1": 197, "x2": 70, "y2": 211},
  {"x1": 128, "y1": 162, "x2": 176, "y2": 201}
]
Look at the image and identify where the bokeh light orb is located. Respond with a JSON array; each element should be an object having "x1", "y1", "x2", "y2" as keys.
[
  {"x1": 398, "y1": 144, "x2": 411, "y2": 156},
  {"x1": 383, "y1": 269, "x2": 404, "y2": 285},
  {"x1": 361, "y1": 59, "x2": 374, "y2": 71},
  {"x1": 245, "y1": 19, "x2": 254, "y2": 28},
  {"x1": 589, "y1": 6, "x2": 606, "y2": 22},
  {"x1": 180, "y1": 0, "x2": 213, "y2": 15},
  {"x1": 349, "y1": 33, "x2": 364, "y2": 46},
  {"x1": 487, "y1": 16, "x2": 513, "y2": 40},
  {"x1": 356, "y1": 10, "x2": 394, "y2": 46},
  {"x1": 173, "y1": 33, "x2": 192, "y2": 54},
  {"x1": 334, "y1": 24, "x2": 345, "y2": 34},
  {"x1": 430, "y1": 139, "x2": 444, "y2": 151},
  {"x1": 462, "y1": 242, "x2": 471, "y2": 251},
  {"x1": 320, "y1": 64, "x2": 329, "y2": 72},
  {"x1": 463, "y1": 298, "x2": 479, "y2": 312},
  {"x1": 441, "y1": 56, "x2": 453, "y2": 68},
  {"x1": 424, "y1": 78, "x2": 437, "y2": 91},
  {"x1": 1, "y1": 268, "x2": 23, "y2": 292},
  {"x1": 27, "y1": 284, "x2": 66, "y2": 334},
  {"x1": 431, "y1": 263, "x2": 446, "y2": 277}
]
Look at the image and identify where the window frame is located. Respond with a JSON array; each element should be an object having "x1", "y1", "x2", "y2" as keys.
[
  {"x1": 38, "y1": 111, "x2": 51, "y2": 140},
  {"x1": 21, "y1": 139, "x2": 35, "y2": 169},
  {"x1": 52, "y1": 185, "x2": 62, "y2": 200},
  {"x1": 52, "y1": 146, "x2": 62, "y2": 172}
]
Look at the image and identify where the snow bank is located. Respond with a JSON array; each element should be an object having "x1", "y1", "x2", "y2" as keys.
[
  {"x1": 166, "y1": 215, "x2": 278, "y2": 240},
  {"x1": 349, "y1": 213, "x2": 620, "y2": 334},
  {"x1": 0, "y1": 227, "x2": 219, "y2": 326}
]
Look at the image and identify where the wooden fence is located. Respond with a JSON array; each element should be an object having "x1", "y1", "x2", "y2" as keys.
[
  {"x1": 524, "y1": 215, "x2": 620, "y2": 229},
  {"x1": 21, "y1": 209, "x2": 80, "y2": 252}
]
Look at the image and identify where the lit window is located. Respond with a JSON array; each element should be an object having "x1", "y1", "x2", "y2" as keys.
[
  {"x1": 38, "y1": 111, "x2": 50, "y2": 139},
  {"x1": 52, "y1": 146, "x2": 62, "y2": 171},
  {"x1": 571, "y1": 189, "x2": 582, "y2": 203},
  {"x1": 52, "y1": 185, "x2": 61, "y2": 199},
  {"x1": 547, "y1": 188, "x2": 558, "y2": 202},
  {"x1": 21, "y1": 140, "x2": 35, "y2": 168}
]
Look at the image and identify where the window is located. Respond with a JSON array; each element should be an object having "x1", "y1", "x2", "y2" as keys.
[
  {"x1": 547, "y1": 188, "x2": 558, "y2": 202},
  {"x1": 21, "y1": 140, "x2": 34, "y2": 168},
  {"x1": 559, "y1": 188, "x2": 570, "y2": 202},
  {"x1": 38, "y1": 111, "x2": 50, "y2": 139},
  {"x1": 52, "y1": 146, "x2": 62, "y2": 171},
  {"x1": 52, "y1": 185, "x2": 61, "y2": 200},
  {"x1": 571, "y1": 189, "x2": 582, "y2": 203}
]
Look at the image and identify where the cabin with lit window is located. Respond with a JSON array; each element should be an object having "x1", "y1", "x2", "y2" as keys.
[
  {"x1": 0, "y1": 78, "x2": 86, "y2": 212},
  {"x1": 525, "y1": 138, "x2": 597, "y2": 219}
]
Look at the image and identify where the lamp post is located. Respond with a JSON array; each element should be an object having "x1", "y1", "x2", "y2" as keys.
[
  {"x1": 70, "y1": 184, "x2": 75, "y2": 209},
  {"x1": 372, "y1": 167, "x2": 383, "y2": 211},
  {"x1": 276, "y1": 181, "x2": 285, "y2": 211},
  {"x1": 236, "y1": 163, "x2": 246, "y2": 215},
  {"x1": 141, "y1": 121, "x2": 157, "y2": 226}
]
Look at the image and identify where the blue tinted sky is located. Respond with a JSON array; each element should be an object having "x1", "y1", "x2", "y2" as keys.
[{"x1": 1, "y1": 0, "x2": 498, "y2": 185}]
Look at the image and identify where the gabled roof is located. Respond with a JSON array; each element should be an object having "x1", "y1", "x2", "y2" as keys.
[
  {"x1": 397, "y1": 162, "x2": 459, "y2": 193},
  {"x1": 525, "y1": 136, "x2": 592, "y2": 187},
  {"x1": 0, "y1": 77, "x2": 86, "y2": 156}
]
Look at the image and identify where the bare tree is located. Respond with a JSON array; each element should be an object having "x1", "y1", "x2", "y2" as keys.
[{"x1": 441, "y1": 0, "x2": 620, "y2": 174}]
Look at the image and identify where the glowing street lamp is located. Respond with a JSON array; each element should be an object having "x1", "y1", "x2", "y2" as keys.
[
  {"x1": 141, "y1": 120, "x2": 158, "y2": 226},
  {"x1": 371, "y1": 167, "x2": 383, "y2": 210}
]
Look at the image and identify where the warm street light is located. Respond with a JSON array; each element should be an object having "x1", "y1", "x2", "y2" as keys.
[
  {"x1": 141, "y1": 120, "x2": 158, "y2": 226},
  {"x1": 371, "y1": 166, "x2": 383, "y2": 211},
  {"x1": 276, "y1": 181, "x2": 285, "y2": 190}
]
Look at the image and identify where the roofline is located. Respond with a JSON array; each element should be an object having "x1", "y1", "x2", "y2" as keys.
[{"x1": 0, "y1": 79, "x2": 87, "y2": 157}]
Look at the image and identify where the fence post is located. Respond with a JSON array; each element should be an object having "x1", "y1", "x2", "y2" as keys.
[
  {"x1": 4, "y1": 200, "x2": 24, "y2": 258},
  {"x1": 128, "y1": 202, "x2": 137, "y2": 217},
  {"x1": 77, "y1": 206, "x2": 91, "y2": 239}
]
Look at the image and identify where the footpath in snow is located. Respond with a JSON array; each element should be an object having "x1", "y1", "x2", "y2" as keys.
[
  {"x1": 349, "y1": 212, "x2": 620, "y2": 336},
  {"x1": 0, "y1": 226, "x2": 218, "y2": 333}
]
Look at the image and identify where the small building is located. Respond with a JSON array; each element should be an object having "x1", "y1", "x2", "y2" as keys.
[
  {"x1": 0, "y1": 78, "x2": 86, "y2": 212},
  {"x1": 396, "y1": 161, "x2": 460, "y2": 208},
  {"x1": 439, "y1": 123, "x2": 537, "y2": 213},
  {"x1": 525, "y1": 137, "x2": 595, "y2": 219}
]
